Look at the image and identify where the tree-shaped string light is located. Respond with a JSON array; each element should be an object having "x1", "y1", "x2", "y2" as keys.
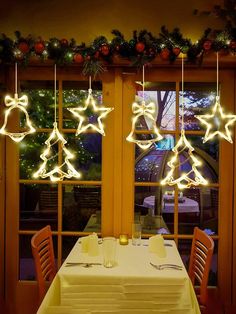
[
  {"x1": 161, "y1": 56, "x2": 207, "y2": 189},
  {"x1": 33, "y1": 64, "x2": 81, "y2": 182},
  {"x1": 126, "y1": 65, "x2": 163, "y2": 149},
  {"x1": 67, "y1": 76, "x2": 113, "y2": 136},
  {"x1": 0, "y1": 63, "x2": 35, "y2": 142},
  {"x1": 196, "y1": 52, "x2": 236, "y2": 143}
]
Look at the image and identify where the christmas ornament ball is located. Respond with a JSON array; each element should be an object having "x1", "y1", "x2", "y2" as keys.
[
  {"x1": 64, "y1": 52, "x2": 73, "y2": 63},
  {"x1": 60, "y1": 38, "x2": 68, "y2": 47},
  {"x1": 160, "y1": 48, "x2": 170, "y2": 60},
  {"x1": 73, "y1": 53, "x2": 84, "y2": 63},
  {"x1": 34, "y1": 41, "x2": 45, "y2": 54},
  {"x1": 101, "y1": 44, "x2": 110, "y2": 56},
  {"x1": 229, "y1": 40, "x2": 236, "y2": 50},
  {"x1": 18, "y1": 41, "x2": 30, "y2": 54},
  {"x1": 172, "y1": 47, "x2": 181, "y2": 56},
  {"x1": 203, "y1": 40, "x2": 212, "y2": 51},
  {"x1": 135, "y1": 42, "x2": 145, "y2": 53}
]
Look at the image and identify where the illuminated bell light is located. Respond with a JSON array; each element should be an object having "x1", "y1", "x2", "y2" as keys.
[
  {"x1": 33, "y1": 122, "x2": 81, "y2": 182},
  {"x1": 161, "y1": 129, "x2": 208, "y2": 189},
  {"x1": 126, "y1": 100, "x2": 163, "y2": 149},
  {"x1": 195, "y1": 95, "x2": 236, "y2": 143},
  {"x1": 67, "y1": 88, "x2": 114, "y2": 136},
  {"x1": 0, "y1": 93, "x2": 36, "y2": 142}
]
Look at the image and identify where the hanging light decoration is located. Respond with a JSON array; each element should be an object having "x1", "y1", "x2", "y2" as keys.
[
  {"x1": 67, "y1": 76, "x2": 113, "y2": 136},
  {"x1": 33, "y1": 64, "x2": 81, "y2": 182},
  {"x1": 0, "y1": 63, "x2": 35, "y2": 142},
  {"x1": 195, "y1": 52, "x2": 236, "y2": 143},
  {"x1": 126, "y1": 65, "x2": 163, "y2": 149},
  {"x1": 161, "y1": 56, "x2": 207, "y2": 189}
]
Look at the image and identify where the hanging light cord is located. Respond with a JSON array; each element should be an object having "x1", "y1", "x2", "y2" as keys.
[
  {"x1": 181, "y1": 54, "x2": 184, "y2": 130},
  {"x1": 216, "y1": 52, "x2": 219, "y2": 97},
  {"x1": 15, "y1": 62, "x2": 18, "y2": 94},
  {"x1": 142, "y1": 65, "x2": 145, "y2": 100},
  {"x1": 54, "y1": 64, "x2": 57, "y2": 123}
]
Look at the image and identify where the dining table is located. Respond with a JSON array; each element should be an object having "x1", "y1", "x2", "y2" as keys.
[{"x1": 37, "y1": 238, "x2": 200, "y2": 314}]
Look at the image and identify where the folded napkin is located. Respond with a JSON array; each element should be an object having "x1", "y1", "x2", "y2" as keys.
[
  {"x1": 148, "y1": 234, "x2": 166, "y2": 258},
  {"x1": 80, "y1": 233, "x2": 99, "y2": 256}
]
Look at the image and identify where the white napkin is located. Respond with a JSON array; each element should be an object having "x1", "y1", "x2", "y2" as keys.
[
  {"x1": 80, "y1": 233, "x2": 99, "y2": 256},
  {"x1": 148, "y1": 234, "x2": 166, "y2": 258}
]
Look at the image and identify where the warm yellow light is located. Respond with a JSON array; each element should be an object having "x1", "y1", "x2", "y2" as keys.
[
  {"x1": 126, "y1": 100, "x2": 163, "y2": 149},
  {"x1": 33, "y1": 122, "x2": 81, "y2": 182},
  {"x1": 67, "y1": 88, "x2": 113, "y2": 136},
  {"x1": 0, "y1": 93, "x2": 35, "y2": 142},
  {"x1": 161, "y1": 129, "x2": 208, "y2": 189},
  {"x1": 195, "y1": 96, "x2": 236, "y2": 143}
]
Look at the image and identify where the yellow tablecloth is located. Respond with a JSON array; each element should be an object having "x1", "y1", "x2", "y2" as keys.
[{"x1": 37, "y1": 240, "x2": 200, "y2": 314}]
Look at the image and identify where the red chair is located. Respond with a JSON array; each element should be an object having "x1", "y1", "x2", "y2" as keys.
[
  {"x1": 188, "y1": 227, "x2": 214, "y2": 313},
  {"x1": 31, "y1": 225, "x2": 56, "y2": 304}
]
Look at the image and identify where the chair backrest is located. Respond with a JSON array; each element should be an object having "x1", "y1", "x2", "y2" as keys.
[
  {"x1": 188, "y1": 227, "x2": 214, "y2": 306},
  {"x1": 31, "y1": 225, "x2": 56, "y2": 303}
]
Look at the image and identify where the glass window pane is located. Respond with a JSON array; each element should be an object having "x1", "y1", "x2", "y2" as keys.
[
  {"x1": 66, "y1": 133, "x2": 102, "y2": 181},
  {"x1": 20, "y1": 81, "x2": 56, "y2": 129},
  {"x1": 135, "y1": 82, "x2": 176, "y2": 130},
  {"x1": 62, "y1": 236, "x2": 79, "y2": 260},
  {"x1": 179, "y1": 83, "x2": 216, "y2": 131},
  {"x1": 135, "y1": 135, "x2": 175, "y2": 183},
  {"x1": 20, "y1": 184, "x2": 58, "y2": 230},
  {"x1": 63, "y1": 81, "x2": 102, "y2": 129},
  {"x1": 63, "y1": 185, "x2": 101, "y2": 232}
]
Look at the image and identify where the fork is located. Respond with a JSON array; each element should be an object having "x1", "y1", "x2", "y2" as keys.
[
  {"x1": 150, "y1": 262, "x2": 183, "y2": 270},
  {"x1": 65, "y1": 262, "x2": 102, "y2": 268}
]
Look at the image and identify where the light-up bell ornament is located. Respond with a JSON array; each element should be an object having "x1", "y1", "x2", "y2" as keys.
[
  {"x1": 195, "y1": 95, "x2": 236, "y2": 143},
  {"x1": 33, "y1": 122, "x2": 81, "y2": 182},
  {"x1": 126, "y1": 100, "x2": 163, "y2": 149},
  {"x1": 0, "y1": 93, "x2": 35, "y2": 142},
  {"x1": 68, "y1": 88, "x2": 113, "y2": 136},
  {"x1": 161, "y1": 129, "x2": 208, "y2": 189}
]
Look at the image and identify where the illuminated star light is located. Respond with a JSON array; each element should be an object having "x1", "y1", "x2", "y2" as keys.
[
  {"x1": 33, "y1": 122, "x2": 81, "y2": 182},
  {"x1": 161, "y1": 129, "x2": 208, "y2": 189},
  {"x1": 0, "y1": 93, "x2": 35, "y2": 142},
  {"x1": 195, "y1": 96, "x2": 236, "y2": 143},
  {"x1": 67, "y1": 88, "x2": 114, "y2": 136},
  {"x1": 126, "y1": 100, "x2": 163, "y2": 149}
]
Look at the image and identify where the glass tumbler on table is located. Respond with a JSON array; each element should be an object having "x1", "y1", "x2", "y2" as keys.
[
  {"x1": 132, "y1": 223, "x2": 142, "y2": 246},
  {"x1": 102, "y1": 237, "x2": 117, "y2": 268}
]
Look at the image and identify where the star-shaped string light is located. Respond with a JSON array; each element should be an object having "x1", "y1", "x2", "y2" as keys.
[
  {"x1": 67, "y1": 77, "x2": 113, "y2": 136},
  {"x1": 33, "y1": 64, "x2": 81, "y2": 182},
  {"x1": 126, "y1": 66, "x2": 163, "y2": 149},
  {"x1": 196, "y1": 52, "x2": 236, "y2": 143},
  {"x1": 161, "y1": 55, "x2": 207, "y2": 189},
  {"x1": 0, "y1": 63, "x2": 35, "y2": 142}
]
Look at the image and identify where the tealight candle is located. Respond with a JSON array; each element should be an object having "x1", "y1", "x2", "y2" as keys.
[{"x1": 119, "y1": 234, "x2": 128, "y2": 245}]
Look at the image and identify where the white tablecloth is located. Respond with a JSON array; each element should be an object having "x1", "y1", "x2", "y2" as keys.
[
  {"x1": 143, "y1": 196, "x2": 199, "y2": 213},
  {"x1": 37, "y1": 239, "x2": 200, "y2": 314}
]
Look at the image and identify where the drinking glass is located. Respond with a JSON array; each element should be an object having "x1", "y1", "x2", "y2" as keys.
[
  {"x1": 132, "y1": 223, "x2": 142, "y2": 246},
  {"x1": 102, "y1": 237, "x2": 117, "y2": 268}
]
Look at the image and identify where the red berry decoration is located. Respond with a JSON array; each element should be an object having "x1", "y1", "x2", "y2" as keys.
[
  {"x1": 172, "y1": 47, "x2": 181, "y2": 56},
  {"x1": 135, "y1": 42, "x2": 145, "y2": 53},
  {"x1": 203, "y1": 40, "x2": 212, "y2": 51},
  {"x1": 229, "y1": 40, "x2": 236, "y2": 50},
  {"x1": 60, "y1": 38, "x2": 68, "y2": 47},
  {"x1": 18, "y1": 41, "x2": 30, "y2": 54},
  {"x1": 34, "y1": 41, "x2": 45, "y2": 54},
  {"x1": 160, "y1": 48, "x2": 170, "y2": 60},
  {"x1": 73, "y1": 53, "x2": 84, "y2": 63},
  {"x1": 101, "y1": 44, "x2": 110, "y2": 56}
]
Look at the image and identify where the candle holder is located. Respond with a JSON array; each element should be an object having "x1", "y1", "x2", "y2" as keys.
[{"x1": 119, "y1": 234, "x2": 128, "y2": 245}]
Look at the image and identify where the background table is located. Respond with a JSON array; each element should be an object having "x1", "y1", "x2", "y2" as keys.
[
  {"x1": 143, "y1": 195, "x2": 199, "y2": 213},
  {"x1": 37, "y1": 239, "x2": 200, "y2": 314}
]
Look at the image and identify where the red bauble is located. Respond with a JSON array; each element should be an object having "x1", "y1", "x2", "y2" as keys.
[
  {"x1": 172, "y1": 47, "x2": 181, "y2": 56},
  {"x1": 73, "y1": 53, "x2": 84, "y2": 63},
  {"x1": 60, "y1": 38, "x2": 68, "y2": 47},
  {"x1": 101, "y1": 44, "x2": 110, "y2": 56},
  {"x1": 18, "y1": 41, "x2": 30, "y2": 54},
  {"x1": 203, "y1": 40, "x2": 212, "y2": 51},
  {"x1": 135, "y1": 42, "x2": 145, "y2": 53},
  {"x1": 160, "y1": 48, "x2": 170, "y2": 60},
  {"x1": 94, "y1": 51, "x2": 100, "y2": 59},
  {"x1": 34, "y1": 41, "x2": 45, "y2": 54},
  {"x1": 229, "y1": 40, "x2": 236, "y2": 50}
]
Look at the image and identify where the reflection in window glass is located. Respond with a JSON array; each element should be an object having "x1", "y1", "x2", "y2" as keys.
[
  {"x1": 179, "y1": 83, "x2": 216, "y2": 131},
  {"x1": 135, "y1": 82, "x2": 176, "y2": 131},
  {"x1": 20, "y1": 184, "x2": 58, "y2": 230},
  {"x1": 63, "y1": 81, "x2": 102, "y2": 129},
  {"x1": 63, "y1": 185, "x2": 101, "y2": 232},
  {"x1": 62, "y1": 236, "x2": 79, "y2": 260}
]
